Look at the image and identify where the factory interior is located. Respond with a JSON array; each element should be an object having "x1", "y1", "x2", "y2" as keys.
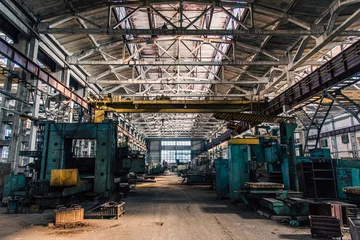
[{"x1": 1, "y1": 0, "x2": 360, "y2": 239}]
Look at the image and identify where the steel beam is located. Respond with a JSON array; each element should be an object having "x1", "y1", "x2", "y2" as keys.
[
  {"x1": 261, "y1": 8, "x2": 360, "y2": 96},
  {"x1": 258, "y1": 39, "x2": 360, "y2": 116},
  {"x1": 100, "y1": 93, "x2": 250, "y2": 97},
  {"x1": 69, "y1": 59, "x2": 287, "y2": 66},
  {"x1": 97, "y1": 109, "x2": 251, "y2": 113},
  {"x1": 89, "y1": 79, "x2": 268, "y2": 84},
  {"x1": 0, "y1": 38, "x2": 88, "y2": 110},
  {"x1": 93, "y1": 99, "x2": 257, "y2": 112},
  {"x1": 38, "y1": 24, "x2": 339, "y2": 36}
]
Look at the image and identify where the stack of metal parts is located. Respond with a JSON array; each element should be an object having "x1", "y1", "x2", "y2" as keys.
[
  {"x1": 309, "y1": 216, "x2": 342, "y2": 239},
  {"x1": 245, "y1": 182, "x2": 307, "y2": 216},
  {"x1": 308, "y1": 201, "x2": 358, "y2": 239}
]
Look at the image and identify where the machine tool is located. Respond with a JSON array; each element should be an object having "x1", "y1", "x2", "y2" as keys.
[
  {"x1": 214, "y1": 158, "x2": 229, "y2": 198},
  {"x1": 183, "y1": 154, "x2": 213, "y2": 184},
  {"x1": 2, "y1": 120, "x2": 145, "y2": 207},
  {"x1": 297, "y1": 148, "x2": 360, "y2": 204},
  {"x1": 224, "y1": 123, "x2": 308, "y2": 216}
]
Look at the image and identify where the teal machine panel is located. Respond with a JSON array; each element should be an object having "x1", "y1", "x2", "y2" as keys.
[
  {"x1": 214, "y1": 159, "x2": 229, "y2": 198},
  {"x1": 40, "y1": 121, "x2": 118, "y2": 195},
  {"x1": 335, "y1": 159, "x2": 360, "y2": 199},
  {"x1": 2, "y1": 175, "x2": 26, "y2": 199},
  {"x1": 228, "y1": 144, "x2": 250, "y2": 202}
]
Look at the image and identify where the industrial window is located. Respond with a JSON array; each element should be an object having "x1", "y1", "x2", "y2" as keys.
[
  {"x1": 1, "y1": 146, "x2": 9, "y2": 159},
  {"x1": 320, "y1": 139, "x2": 328, "y2": 147},
  {"x1": 161, "y1": 140, "x2": 191, "y2": 146},
  {"x1": 161, "y1": 141, "x2": 176, "y2": 146},
  {"x1": 176, "y1": 141, "x2": 191, "y2": 146},
  {"x1": 161, "y1": 150, "x2": 176, "y2": 162},
  {"x1": 161, "y1": 150, "x2": 191, "y2": 163},
  {"x1": 341, "y1": 134, "x2": 349, "y2": 144}
]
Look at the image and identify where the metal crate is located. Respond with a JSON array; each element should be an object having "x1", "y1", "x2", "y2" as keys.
[
  {"x1": 349, "y1": 218, "x2": 360, "y2": 240},
  {"x1": 54, "y1": 205, "x2": 84, "y2": 226},
  {"x1": 100, "y1": 202, "x2": 125, "y2": 219},
  {"x1": 310, "y1": 215, "x2": 342, "y2": 239}
]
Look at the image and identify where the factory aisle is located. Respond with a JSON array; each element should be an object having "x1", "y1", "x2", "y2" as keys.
[{"x1": 0, "y1": 174, "x2": 314, "y2": 240}]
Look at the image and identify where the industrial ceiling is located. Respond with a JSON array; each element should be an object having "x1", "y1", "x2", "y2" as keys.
[{"x1": 15, "y1": 0, "x2": 360, "y2": 138}]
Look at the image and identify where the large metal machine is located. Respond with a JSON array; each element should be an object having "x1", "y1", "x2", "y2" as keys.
[
  {"x1": 227, "y1": 123, "x2": 298, "y2": 200},
  {"x1": 183, "y1": 153, "x2": 213, "y2": 184},
  {"x1": 214, "y1": 123, "x2": 308, "y2": 216},
  {"x1": 214, "y1": 122, "x2": 360, "y2": 217},
  {"x1": 2, "y1": 120, "x2": 146, "y2": 207}
]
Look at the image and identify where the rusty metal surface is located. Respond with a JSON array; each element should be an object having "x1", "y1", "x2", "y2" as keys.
[
  {"x1": 245, "y1": 182, "x2": 284, "y2": 189},
  {"x1": 310, "y1": 215, "x2": 342, "y2": 238},
  {"x1": 50, "y1": 169, "x2": 80, "y2": 187},
  {"x1": 343, "y1": 186, "x2": 360, "y2": 195},
  {"x1": 100, "y1": 202, "x2": 125, "y2": 219},
  {"x1": 54, "y1": 205, "x2": 84, "y2": 226},
  {"x1": 0, "y1": 38, "x2": 88, "y2": 110}
]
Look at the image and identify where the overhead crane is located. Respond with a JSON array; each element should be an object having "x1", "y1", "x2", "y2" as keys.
[{"x1": 92, "y1": 98, "x2": 264, "y2": 123}]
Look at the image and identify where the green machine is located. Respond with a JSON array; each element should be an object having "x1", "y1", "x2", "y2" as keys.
[
  {"x1": 214, "y1": 159, "x2": 229, "y2": 198},
  {"x1": 228, "y1": 138, "x2": 255, "y2": 202},
  {"x1": 227, "y1": 123, "x2": 307, "y2": 216},
  {"x1": 39, "y1": 120, "x2": 118, "y2": 195},
  {"x1": 3, "y1": 120, "x2": 138, "y2": 206},
  {"x1": 297, "y1": 149, "x2": 360, "y2": 203}
]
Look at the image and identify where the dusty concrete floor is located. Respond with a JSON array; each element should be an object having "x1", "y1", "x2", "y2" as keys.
[{"x1": 0, "y1": 174, "x2": 324, "y2": 240}]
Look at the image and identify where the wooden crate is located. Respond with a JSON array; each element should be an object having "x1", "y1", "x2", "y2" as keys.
[{"x1": 54, "y1": 205, "x2": 84, "y2": 226}]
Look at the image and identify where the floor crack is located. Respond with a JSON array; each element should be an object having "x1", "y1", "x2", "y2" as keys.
[{"x1": 214, "y1": 216, "x2": 235, "y2": 240}]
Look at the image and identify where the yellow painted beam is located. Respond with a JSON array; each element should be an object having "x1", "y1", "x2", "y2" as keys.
[
  {"x1": 94, "y1": 110, "x2": 105, "y2": 123},
  {"x1": 228, "y1": 138, "x2": 259, "y2": 145},
  {"x1": 110, "y1": 108, "x2": 249, "y2": 113},
  {"x1": 91, "y1": 99, "x2": 262, "y2": 105}
]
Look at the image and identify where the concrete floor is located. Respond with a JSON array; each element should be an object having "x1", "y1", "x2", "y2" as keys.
[{"x1": 0, "y1": 174, "x2": 318, "y2": 240}]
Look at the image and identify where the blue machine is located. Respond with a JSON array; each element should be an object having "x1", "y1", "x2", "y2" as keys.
[
  {"x1": 40, "y1": 121, "x2": 118, "y2": 195},
  {"x1": 228, "y1": 139, "x2": 253, "y2": 202},
  {"x1": 227, "y1": 123, "x2": 298, "y2": 202},
  {"x1": 297, "y1": 149, "x2": 360, "y2": 201},
  {"x1": 2, "y1": 120, "x2": 138, "y2": 207},
  {"x1": 334, "y1": 159, "x2": 360, "y2": 201},
  {"x1": 214, "y1": 159, "x2": 229, "y2": 198},
  {"x1": 2, "y1": 175, "x2": 26, "y2": 203}
]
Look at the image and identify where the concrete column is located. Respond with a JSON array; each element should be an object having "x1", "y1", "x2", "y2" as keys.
[
  {"x1": 63, "y1": 67, "x2": 74, "y2": 122},
  {"x1": 28, "y1": 38, "x2": 40, "y2": 153},
  {"x1": 7, "y1": 36, "x2": 34, "y2": 171},
  {"x1": 349, "y1": 116, "x2": 359, "y2": 158},
  {"x1": 0, "y1": 58, "x2": 15, "y2": 162},
  {"x1": 286, "y1": 68, "x2": 295, "y2": 87},
  {"x1": 330, "y1": 115, "x2": 339, "y2": 158}
]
